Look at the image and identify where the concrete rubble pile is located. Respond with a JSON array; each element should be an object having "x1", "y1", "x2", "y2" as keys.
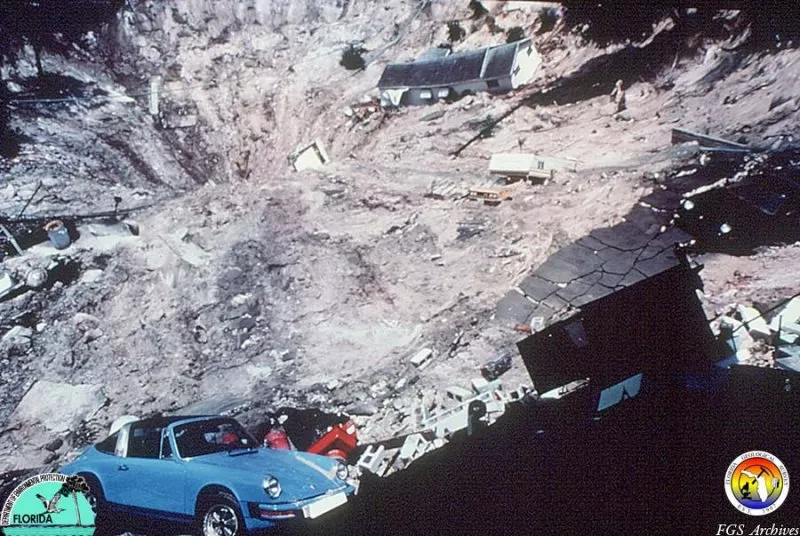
[
  {"x1": 344, "y1": 97, "x2": 384, "y2": 130},
  {"x1": 716, "y1": 297, "x2": 800, "y2": 368},
  {"x1": 355, "y1": 379, "x2": 531, "y2": 478}
]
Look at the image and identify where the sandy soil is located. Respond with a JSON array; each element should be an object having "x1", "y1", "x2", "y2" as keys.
[{"x1": 1, "y1": 2, "x2": 800, "y2": 470}]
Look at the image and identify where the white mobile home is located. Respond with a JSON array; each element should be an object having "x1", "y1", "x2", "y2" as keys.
[
  {"x1": 489, "y1": 153, "x2": 579, "y2": 182},
  {"x1": 378, "y1": 38, "x2": 541, "y2": 107}
]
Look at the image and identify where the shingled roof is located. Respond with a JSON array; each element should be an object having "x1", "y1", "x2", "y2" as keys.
[
  {"x1": 496, "y1": 221, "x2": 694, "y2": 327},
  {"x1": 378, "y1": 39, "x2": 530, "y2": 89},
  {"x1": 494, "y1": 155, "x2": 758, "y2": 328}
]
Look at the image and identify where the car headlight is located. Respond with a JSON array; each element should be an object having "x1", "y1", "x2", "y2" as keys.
[
  {"x1": 335, "y1": 461, "x2": 349, "y2": 480},
  {"x1": 262, "y1": 475, "x2": 281, "y2": 498}
]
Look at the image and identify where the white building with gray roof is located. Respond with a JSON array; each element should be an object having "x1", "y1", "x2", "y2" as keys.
[{"x1": 377, "y1": 38, "x2": 541, "y2": 107}]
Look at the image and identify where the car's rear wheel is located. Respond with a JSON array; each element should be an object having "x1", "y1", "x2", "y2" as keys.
[
  {"x1": 198, "y1": 492, "x2": 245, "y2": 536},
  {"x1": 80, "y1": 474, "x2": 117, "y2": 536}
]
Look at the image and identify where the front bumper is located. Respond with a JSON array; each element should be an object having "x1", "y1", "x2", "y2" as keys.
[{"x1": 243, "y1": 484, "x2": 355, "y2": 531}]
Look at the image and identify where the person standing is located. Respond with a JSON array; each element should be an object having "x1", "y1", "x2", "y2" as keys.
[{"x1": 610, "y1": 79, "x2": 626, "y2": 113}]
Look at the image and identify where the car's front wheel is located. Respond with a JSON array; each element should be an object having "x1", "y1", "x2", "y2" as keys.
[{"x1": 198, "y1": 492, "x2": 245, "y2": 536}]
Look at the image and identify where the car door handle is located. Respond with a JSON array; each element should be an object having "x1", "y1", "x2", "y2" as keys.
[{"x1": 117, "y1": 464, "x2": 129, "y2": 471}]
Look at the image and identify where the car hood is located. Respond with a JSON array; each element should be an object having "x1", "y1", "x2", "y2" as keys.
[{"x1": 189, "y1": 449, "x2": 345, "y2": 502}]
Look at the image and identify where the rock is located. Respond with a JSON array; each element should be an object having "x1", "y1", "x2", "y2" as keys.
[
  {"x1": 165, "y1": 114, "x2": 198, "y2": 129},
  {"x1": 236, "y1": 316, "x2": 257, "y2": 331},
  {"x1": 80, "y1": 269, "x2": 104, "y2": 283},
  {"x1": 73, "y1": 313, "x2": 101, "y2": 331},
  {"x1": 1, "y1": 326, "x2": 33, "y2": 356},
  {"x1": 421, "y1": 110, "x2": 446, "y2": 122},
  {"x1": 83, "y1": 328, "x2": 104, "y2": 343},
  {"x1": 11, "y1": 381, "x2": 106, "y2": 433},
  {"x1": 481, "y1": 352, "x2": 512, "y2": 381},
  {"x1": 5, "y1": 81, "x2": 23, "y2": 93},
  {"x1": 123, "y1": 220, "x2": 140, "y2": 236},
  {"x1": 3, "y1": 326, "x2": 33, "y2": 342},
  {"x1": 43, "y1": 438, "x2": 63, "y2": 452},
  {"x1": 369, "y1": 380, "x2": 389, "y2": 398},
  {"x1": 24, "y1": 267, "x2": 48, "y2": 288},
  {"x1": 346, "y1": 402, "x2": 378, "y2": 416},
  {"x1": 326, "y1": 379, "x2": 341, "y2": 391},
  {"x1": 180, "y1": 394, "x2": 248, "y2": 416},
  {"x1": 0, "y1": 183, "x2": 16, "y2": 200},
  {"x1": 193, "y1": 325, "x2": 208, "y2": 344}
]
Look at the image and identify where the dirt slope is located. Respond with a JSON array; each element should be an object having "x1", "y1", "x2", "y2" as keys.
[{"x1": 2, "y1": 2, "x2": 800, "y2": 470}]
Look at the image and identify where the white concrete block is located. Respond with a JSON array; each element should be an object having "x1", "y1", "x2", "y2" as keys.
[
  {"x1": 446, "y1": 386, "x2": 474, "y2": 403},
  {"x1": 410, "y1": 348, "x2": 433, "y2": 368},
  {"x1": 471, "y1": 377, "x2": 490, "y2": 393},
  {"x1": 0, "y1": 273, "x2": 14, "y2": 294},
  {"x1": 770, "y1": 298, "x2": 800, "y2": 333},
  {"x1": 399, "y1": 433, "x2": 425, "y2": 461},
  {"x1": 781, "y1": 322, "x2": 800, "y2": 337},
  {"x1": 357, "y1": 445, "x2": 386, "y2": 474},
  {"x1": 779, "y1": 332, "x2": 799, "y2": 346},
  {"x1": 432, "y1": 407, "x2": 469, "y2": 438},
  {"x1": 736, "y1": 304, "x2": 771, "y2": 339},
  {"x1": 720, "y1": 315, "x2": 754, "y2": 361},
  {"x1": 485, "y1": 400, "x2": 506, "y2": 415}
]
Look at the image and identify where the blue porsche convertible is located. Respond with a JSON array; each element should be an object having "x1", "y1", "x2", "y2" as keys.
[{"x1": 60, "y1": 415, "x2": 355, "y2": 535}]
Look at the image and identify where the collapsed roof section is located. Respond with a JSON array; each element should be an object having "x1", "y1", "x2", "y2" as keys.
[
  {"x1": 515, "y1": 253, "x2": 719, "y2": 395},
  {"x1": 496, "y1": 219, "x2": 695, "y2": 327}
]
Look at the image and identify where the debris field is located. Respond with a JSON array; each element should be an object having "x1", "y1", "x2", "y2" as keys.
[{"x1": 1, "y1": 1, "x2": 800, "y2": 490}]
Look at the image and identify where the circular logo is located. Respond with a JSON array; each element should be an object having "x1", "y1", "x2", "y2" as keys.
[
  {"x1": 725, "y1": 451, "x2": 790, "y2": 516},
  {"x1": 1, "y1": 473, "x2": 95, "y2": 536}
]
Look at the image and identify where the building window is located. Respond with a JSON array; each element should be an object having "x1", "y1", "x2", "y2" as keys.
[
  {"x1": 537, "y1": 160, "x2": 545, "y2": 169},
  {"x1": 487, "y1": 79, "x2": 499, "y2": 89},
  {"x1": 437, "y1": 88, "x2": 450, "y2": 99},
  {"x1": 419, "y1": 89, "x2": 433, "y2": 99},
  {"x1": 526, "y1": 44, "x2": 533, "y2": 56},
  {"x1": 513, "y1": 65, "x2": 521, "y2": 76}
]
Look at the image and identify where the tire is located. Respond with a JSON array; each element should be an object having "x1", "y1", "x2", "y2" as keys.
[
  {"x1": 80, "y1": 474, "x2": 117, "y2": 536},
  {"x1": 197, "y1": 491, "x2": 245, "y2": 536}
]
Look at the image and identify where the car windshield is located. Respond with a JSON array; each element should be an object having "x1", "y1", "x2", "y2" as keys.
[{"x1": 173, "y1": 418, "x2": 257, "y2": 458}]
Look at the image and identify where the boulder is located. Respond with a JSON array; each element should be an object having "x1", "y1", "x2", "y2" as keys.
[
  {"x1": 72, "y1": 313, "x2": 101, "y2": 331},
  {"x1": 346, "y1": 402, "x2": 378, "y2": 416},
  {"x1": 1, "y1": 326, "x2": 33, "y2": 356},
  {"x1": 3, "y1": 326, "x2": 33, "y2": 341},
  {"x1": 179, "y1": 394, "x2": 247, "y2": 416},
  {"x1": 11, "y1": 381, "x2": 106, "y2": 433},
  {"x1": 481, "y1": 352, "x2": 512, "y2": 381}
]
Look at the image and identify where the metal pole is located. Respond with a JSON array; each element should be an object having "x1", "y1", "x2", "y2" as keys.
[{"x1": 16, "y1": 181, "x2": 42, "y2": 218}]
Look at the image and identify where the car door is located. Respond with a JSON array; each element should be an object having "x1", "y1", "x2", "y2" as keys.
[
  {"x1": 115, "y1": 422, "x2": 186, "y2": 517},
  {"x1": 82, "y1": 430, "x2": 126, "y2": 504}
]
